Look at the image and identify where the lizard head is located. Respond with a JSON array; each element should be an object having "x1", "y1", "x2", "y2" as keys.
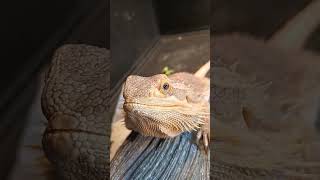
[{"x1": 122, "y1": 74, "x2": 208, "y2": 138}]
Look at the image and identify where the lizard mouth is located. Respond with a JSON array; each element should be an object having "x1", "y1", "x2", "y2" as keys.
[
  {"x1": 123, "y1": 98, "x2": 208, "y2": 138},
  {"x1": 123, "y1": 96, "x2": 190, "y2": 109},
  {"x1": 123, "y1": 100, "x2": 196, "y2": 115},
  {"x1": 124, "y1": 108, "x2": 205, "y2": 138},
  {"x1": 123, "y1": 102, "x2": 182, "y2": 110}
]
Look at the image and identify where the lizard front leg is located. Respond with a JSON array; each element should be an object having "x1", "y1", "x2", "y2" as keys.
[
  {"x1": 190, "y1": 100, "x2": 210, "y2": 152},
  {"x1": 196, "y1": 117, "x2": 210, "y2": 152}
]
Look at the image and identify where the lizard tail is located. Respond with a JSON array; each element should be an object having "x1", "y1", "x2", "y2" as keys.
[
  {"x1": 194, "y1": 60, "x2": 210, "y2": 78},
  {"x1": 267, "y1": 0, "x2": 320, "y2": 51}
]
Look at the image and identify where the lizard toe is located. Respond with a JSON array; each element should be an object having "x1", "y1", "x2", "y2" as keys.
[
  {"x1": 196, "y1": 129, "x2": 210, "y2": 153},
  {"x1": 196, "y1": 130, "x2": 202, "y2": 143}
]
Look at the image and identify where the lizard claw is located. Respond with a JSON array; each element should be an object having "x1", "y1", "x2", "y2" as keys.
[{"x1": 196, "y1": 126, "x2": 210, "y2": 153}]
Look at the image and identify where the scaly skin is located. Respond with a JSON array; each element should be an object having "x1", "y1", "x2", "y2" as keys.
[
  {"x1": 212, "y1": 35, "x2": 320, "y2": 131},
  {"x1": 212, "y1": 115, "x2": 320, "y2": 179},
  {"x1": 41, "y1": 44, "x2": 110, "y2": 180},
  {"x1": 122, "y1": 72, "x2": 210, "y2": 150},
  {"x1": 211, "y1": 1, "x2": 320, "y2": 178},
  {"x1": 212, "y1": 0, "x2": 320, "y2": 131}
]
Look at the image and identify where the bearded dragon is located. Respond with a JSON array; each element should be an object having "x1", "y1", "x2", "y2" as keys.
[
  {"x1": 122, "y1": 61, "x2": 210, "y2": 150},
  {"x1": 211, "y1": 1, "x2": 320, "y2": 179},
  {"x1": 212, "y1": 0, "x2": 320, "y2": 131}
]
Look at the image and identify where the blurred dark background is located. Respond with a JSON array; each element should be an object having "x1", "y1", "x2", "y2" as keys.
[
  {"x1": 211, "y1": 0, "x2": 312, "y2": 38},
  {"x1": 211, "y1": 0, "x2": 320, "y2": 52},
  {"x1": 154, "y1": 0, "x2": 209, "y2": 34},
  {"x1": 0, "y1": 0, "x2": 108, "y2": 179}
]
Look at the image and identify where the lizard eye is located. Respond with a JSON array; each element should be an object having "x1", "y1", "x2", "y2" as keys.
[{"x1": 162, "y1": 82, "x2": 170, "y2": 90}]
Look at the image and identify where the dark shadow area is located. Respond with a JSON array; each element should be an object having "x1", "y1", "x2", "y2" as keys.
[
  {"x1": 110, "y1": 0, "x2": 159, "y2": 91},
  {"x1": 154, "y1": 0, "x2": 209, "y2": 34},
  {"x1": 211, "y1": 0, "x2": 312, "y2": 38}
]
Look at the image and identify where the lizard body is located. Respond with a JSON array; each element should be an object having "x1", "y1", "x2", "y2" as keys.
[
  {"x1": 212, "y1": 0, "x2": 320, "y2": 131},
  {"x1": 123, "y1": 71, "x2": 210, "y2": 150},
  {"x1": 41, "y1": 44, "x2": 110, "y2": 180},
  {"x1": 211, "y1": 1, "x2": 320, "y2": 179},
  {"x1": 212, "y1": 34, "x2": 320, "y2": 131}
]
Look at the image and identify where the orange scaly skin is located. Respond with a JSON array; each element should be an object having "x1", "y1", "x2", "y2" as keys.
[{"x1": 123, "y1": 72, "x2": 210, "y2": 150}]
